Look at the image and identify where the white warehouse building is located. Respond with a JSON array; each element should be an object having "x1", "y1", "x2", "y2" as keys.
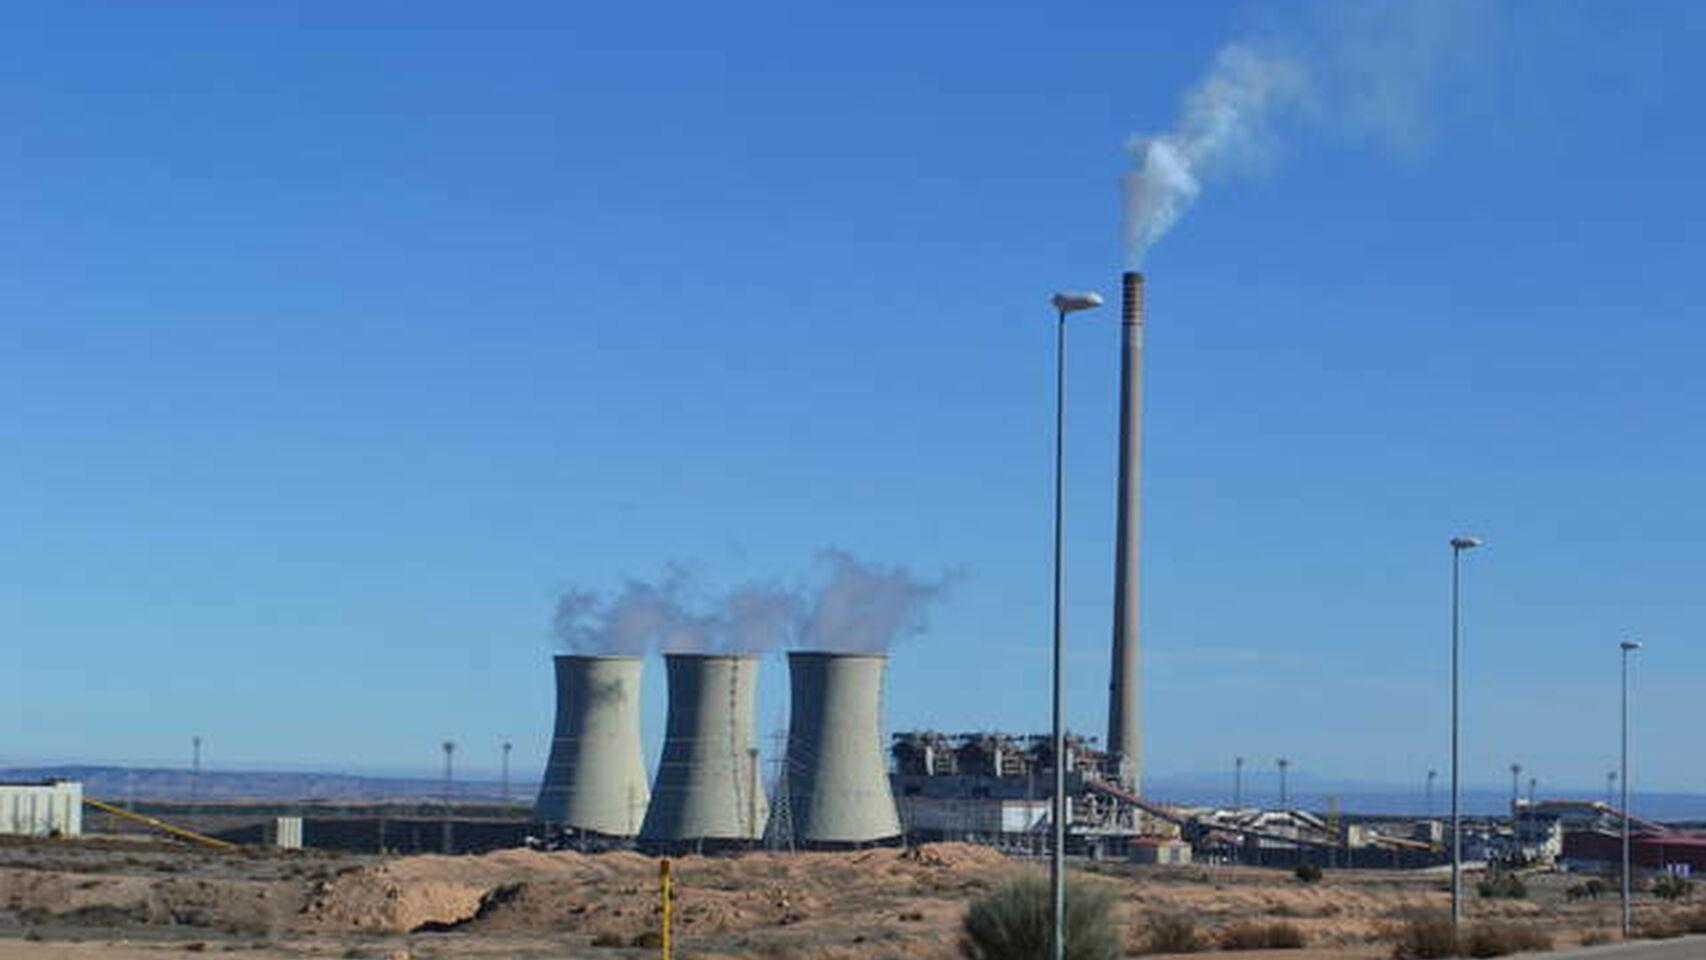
[{"x1": 0, "y1": 781, "x2": 83, "y2": 837}]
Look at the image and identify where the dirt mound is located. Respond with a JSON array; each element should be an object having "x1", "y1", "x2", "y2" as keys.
[{"x1": 297, "y1": 843, "x2": 1010, "y2": 937}]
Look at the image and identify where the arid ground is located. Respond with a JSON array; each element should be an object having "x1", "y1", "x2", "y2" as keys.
[{"x1": 1, "y1": 835, "x2": 1697, "y2": 959}]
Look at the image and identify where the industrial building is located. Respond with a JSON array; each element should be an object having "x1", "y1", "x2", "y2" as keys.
[
  {"x1": 889, "y1": 731, "x2": 1160, "y2": 855},
  {"x1": 0, "y1": 780, "x2": 82, "y2": 837}
]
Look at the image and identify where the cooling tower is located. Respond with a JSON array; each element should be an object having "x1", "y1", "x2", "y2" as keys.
[
  {"x1": 774, "y1": 651, "x2": 901, "y2": 847},
  {"x1": 1107, "y1": 270, "x2": 1145, "y2": 793},
  {"x1": 639, "y1": 653, "x2": 767, "y2": 846},
  {"x1": 533, "y1": 655, "x2": 650, "y2": 836}
]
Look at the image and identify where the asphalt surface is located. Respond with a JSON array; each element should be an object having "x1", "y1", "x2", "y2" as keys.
[{"x1": 1543, "y1": 934, "x2": 1706, "y2": 958}]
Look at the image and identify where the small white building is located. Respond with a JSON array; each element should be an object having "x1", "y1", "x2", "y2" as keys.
[{"x1": 0, "y1": 781, "x2": 83, "y2": 837}]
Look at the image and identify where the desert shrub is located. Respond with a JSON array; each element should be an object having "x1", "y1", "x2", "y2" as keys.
[
  {"x1": 1652, "y1": 873, "x2": 1693, "y2": 902},
  {"x1": 959, "y1": 873, "x2": 1120, "y2": 960},
  {"x1": 1475, "y1": 872, "x2": 1527, "y2": 900},
  {"x1": 1462, "y1": 921, "x2": 1550, "y2": 958},
  {"x1": 1636, "y1": 917, "x2": 1685, "y2": 940},
  {"x1": 1685, "y1": 907, "x2": 1706, "y2": 934},
  {"x1": 1389, "y1": 910, "x2": 1456, "y2": 960},
  {"x1": 629, "y1": 931, "x2": 663, "y2": 949},
  {"x1": 1218, "y1": 920, "x2": 1305, "y2": 950},
  {"x1": 1294, "y1": 862, "x2": 1323, "y2": 884},
  {"x1": 1576, "y1": 928, "x2": 1615, "y2": 946},
  {"x1": 1139, "y1": 914, "x2": 1205, "y2": 955},
  {"x1": 1584, "y1": 877, "x2": 1608, "y2": 898},
  {"x1": 589, "y1": 932, "x2": 624, "y2": 948}
]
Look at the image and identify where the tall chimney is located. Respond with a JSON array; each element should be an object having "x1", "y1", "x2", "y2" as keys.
[
  {"x1": 639, "y1": 653, "x2": 767, "y2": 848},
  {"x1": 533, "y1": 655, "x2": 650, "y2": 836},
  {"x1": 1108, "y1": 270, "x2": 1144, "y2": 793}
]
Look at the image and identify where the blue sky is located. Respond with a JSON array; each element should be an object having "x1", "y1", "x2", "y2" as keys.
[{"x1": 2, "y1": 1, "x2": 1702, "y2": 796}]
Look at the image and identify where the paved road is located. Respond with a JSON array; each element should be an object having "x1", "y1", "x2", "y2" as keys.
[{"x1": 1541, "y1": 934, "x2": 1706, "y2": 959}]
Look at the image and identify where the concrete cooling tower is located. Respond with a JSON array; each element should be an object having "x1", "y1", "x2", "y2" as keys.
[
  {"x1": 772, "y1": 651, "x2": 901, "y2": 847},
  {"x1": 639, "y1": 654, "x2": 767, "y2": 848},
  {"x1": 533, "y1": 655, "x2": 650, "y2": 836}
]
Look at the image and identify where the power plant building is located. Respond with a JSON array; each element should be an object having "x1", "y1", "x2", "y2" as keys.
[{"x1": 533, "y1": 655, "x2": 650, "y2": 836}]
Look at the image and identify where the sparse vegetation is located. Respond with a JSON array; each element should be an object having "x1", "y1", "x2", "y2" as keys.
[
  {"x1": 1461, "y1": 921, "x2": 1551, "y2": 958},
  {"x1": 959, "y1": 873, "x2": 1120, "y2": 960},
  {"x1": 1293, "y1": 863, "x2": 1323, "y2": 884},
  {"x1": 589, "y1": 931, "x2": 625, "y2": 947},
  {"x1": 1389, "y1": 913, "x2": 1553, "y2": 959},
  {"x1": 1653, "y1": 872, "x2": 1694, "y2": 901},
  {"x1": 1390, "y1": 910, "x2": 1457, "y2": 959},
  {"x1": 1137, "y1": 914, "x2": 1205, "y2": 955},
  {"x1": 1475, "y1": 871, "x2": 1527, "y2": 900},
  {"x1": 1218, "y1": 920, "x2": 1305, "y2": 950},
  {"x1": 1576, "y1": 928, "x2": 1615, "y2": 946}
]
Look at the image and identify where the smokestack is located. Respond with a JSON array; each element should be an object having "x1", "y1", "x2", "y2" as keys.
[
  {"x1": 533, "y1": 655, "x2": 650, "y2": 836},
  {"x1": 1108, "y1": 270, "x2": 1144, "y2": 793},
  {"x1": 639, "y1": 653, "x2": 768, "y2": 847},
  {"x1": 773, "y1": 651, "x2": 901, "y2": 847}
]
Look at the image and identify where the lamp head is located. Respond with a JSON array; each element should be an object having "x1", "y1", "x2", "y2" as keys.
[
  {"x1": 1620, "y1": 639, "x2": 1643, "y2": 651},
  {"x1": 1050, "y1": 291, "x2": 1104, "y2": 314},
  {"x1": 1450, "y1": 535, "x2": 1484, "y2": 550}
]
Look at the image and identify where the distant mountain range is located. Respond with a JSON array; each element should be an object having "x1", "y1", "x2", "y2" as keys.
[{"x1": 7, "y1": 764, "x2": 1703, "y2": 822}]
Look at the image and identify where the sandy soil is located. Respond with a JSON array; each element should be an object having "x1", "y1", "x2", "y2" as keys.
[{"x1": 0, "y1": 835, "x2": 1692, "y2": 959}]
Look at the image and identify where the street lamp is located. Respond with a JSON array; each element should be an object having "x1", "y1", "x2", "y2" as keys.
[
  {"x1": 1276, "y1": 758, "x2": 1290, "y2": 809},
  {"x1": 1234, "y1": 756, "x2": 1245, "y2": 810},
  {"x1": 1620, "y1": 639, "x2": 1642, "y2": 938},
  {"x1": 1047, "y1": 288, "x2": 1102, "y2": 960},
  {"x1": 442, "y1": 740, "x2": 456, "y2": 855},
  {"x1": 1426, "y1": 769, "x2": 1437, "y2": 820},
  {"x1": 1448, "y1": 534, "x2": 1483, "y2": 932}
]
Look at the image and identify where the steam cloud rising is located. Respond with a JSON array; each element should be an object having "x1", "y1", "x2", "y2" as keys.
[
  {"x1": 1122, "y1": 0, "x2": 1486, "y2": 266},
  {"x1": 552, "y1": 551, "x2": 948, "y2": 655},
  {"x1": 1123, "y1": 45, "x2": 1305, "y2": 266}
]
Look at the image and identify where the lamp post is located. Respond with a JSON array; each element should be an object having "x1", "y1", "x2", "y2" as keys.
[
  {"x1": 1046, "y1": 289, "x2": 1102, "y2": 960},
  {"x1": 1234, "y1": 756, "x2": 1245, "y2": 810},
  {"x1": 1620, "y1": 639, "x2": 1642, "y2": 939},
  {"x1": 1426, "y1": 769, "x2": 1438, "y2": 820},
  {"x1": 501, "y1": 740, "x2": 513, "y2": 805},
  {"x1": 1448, "y1": 534, "x2": 1483, "y2": 933},
  {"x1": 1606, "y1": 771, "x2": 1617, "y2": 810},
  {"x1": 442, "y1": 740, "x2": 456, "y2": 855},
  {"x1": 1276, "y1": 758, "x2": 1290, "y2": 809},
  {"x1": 191, "y1": 736, "x2": 203, "y2": 814}
]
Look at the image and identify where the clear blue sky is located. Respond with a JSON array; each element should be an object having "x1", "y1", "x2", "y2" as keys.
[{"x1": 3, "y1": 2, "x2": 1702, "y2": 796}]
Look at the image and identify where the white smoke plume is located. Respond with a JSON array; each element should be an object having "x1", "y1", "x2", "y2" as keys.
[
  {"x1": 552, "y1": 566, "x2": 693, "y2": 655},
  {"x1": 798, "y1": 549, "x2": 950, "y2": 654},
  {"x1": 552, "y1": 551, "x2": 947, "y2": 655},
  {"x1": 1122, "y1": 0, "x2": 1489, "y2": 266},
  {"x1": 1123, "y1": 44, "x2": 1306, "y2": 265}
]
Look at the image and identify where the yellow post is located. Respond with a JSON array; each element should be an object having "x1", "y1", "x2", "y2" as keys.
[{"x1": 659, "y1": 857, "x2": 673, "y2": 960}]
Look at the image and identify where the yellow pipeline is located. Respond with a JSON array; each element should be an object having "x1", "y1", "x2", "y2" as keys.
[{"x1": 84, "y1": 798, "x2": 239, "y2": 851}]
